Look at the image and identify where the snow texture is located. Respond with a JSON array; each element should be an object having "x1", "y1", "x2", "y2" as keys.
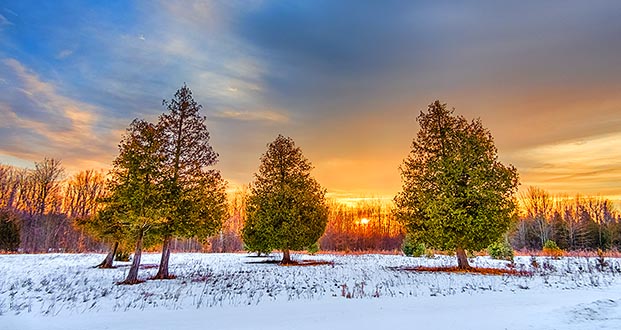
[{"x1": 1, "y1": 253, "x2": 621, "y2": 329}]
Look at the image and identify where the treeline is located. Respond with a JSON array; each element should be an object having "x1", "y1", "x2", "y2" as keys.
[
  {"x1": 201, "y1": 187, "x2": 405, "y2": 253},
  {"x1": 320, "y1": 199, "x2": 403, "y2": 251},
  {"x1": 4, "y1": 161, "x2": 621, "y2": 255},
  {"x1": 0, "y1": 160, "x2": 106, "y2": 252},
  {"x1": 510, "y1": 186, "x2": 621, "y2": 251},
  {"x1": 0, "y1": 158, "x2": 244, "y2": 254},
  {"x1": 0, "y1": 159, "x2": 404, "y2": 254}
]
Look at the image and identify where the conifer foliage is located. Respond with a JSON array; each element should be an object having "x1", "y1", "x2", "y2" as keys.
[
  {"x1": 243, "y1": 135, "x2": 328, "y2": 264},
  {"x1": 0, "y1": 209, "x2": 20, "y2": 252},
  {"x1": 154, "y1": 84, "x2": 227, "y2": 279},
  {"x1": 92, "y1": 84, "x2": 227, "y2": 283},
  {"x1": 394, "y1": 101, "x2": 519, "y2": 269},
  {"x1": 106, "y1": 119, "x2": 166, "y2": 284}
]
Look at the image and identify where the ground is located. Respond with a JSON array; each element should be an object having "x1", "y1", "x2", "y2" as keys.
[{"x1": 1, "y1": 253, "x2": 621, "y2": 329}]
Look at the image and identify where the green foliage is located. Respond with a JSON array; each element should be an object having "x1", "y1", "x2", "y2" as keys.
[
  {"x1": 100, "y1": 119, "x2": 167, "y2": 243},
  {"x1": 307, "y1": 241, "x2": 320, "y2": 255},
  {"x1": 402, "y1": 234, "x2": 426, "y2": 257},
  {"x1": 75, "y1": 207, "x2": 128, "y2": 249},
  {"x1": 425, "y1": 249, "x2": 435, "y2": 258},
  {"x1": 0, "y1": 209, "x2": 20, "y2": 252},
  {"x1": 487, "y1": 240, "x2": 514, "y2": 261},
  {"x1": 542, "y1": 239, "x2": 563, "y2": 258},
  {"x1": 243, "y1": 135, "x2": 329, "y2": 256},
  {"x1": 543, "y1": 239, "x2": 559, "y2": 250},
  {"x1": 394, "y1": 101, "x2": 519, "y2": 257},
  {"x1": 115, "y1": 249, "x2": 131, "y2": 262},
  {"x1": 156, "y1": 84, "x2": 227, "y2": 241},
  {"x1": 242, "y1": 225, "x2": 274, "y2": 256}
]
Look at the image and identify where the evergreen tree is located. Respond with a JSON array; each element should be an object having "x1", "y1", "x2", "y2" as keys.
[
  {"x1": 75, "y1": 205, "x2": 128, "y2": 268},
  {"x1": 243, "y1": 135, "x2": 328, "y2": 264},
  {"x1": 154, "y1": 84, "x2": 226, "y2": 279},
  {"x1": 0, "y1": 209, "x2": 20, "y2": 252},
  {"x1": 394, "y1": 101, "x2": 519, "y2": 269},
  {"x1": 105, "y1": 119, "x2": 166, "y2": 284},
  {"x1": 68, "y1": 170, "x2": 122, "y2": 267}
]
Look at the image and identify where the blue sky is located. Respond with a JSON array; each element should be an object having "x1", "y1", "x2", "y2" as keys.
[{"x1": 1, "y1": 1, "x2": 621, "y2": 201}]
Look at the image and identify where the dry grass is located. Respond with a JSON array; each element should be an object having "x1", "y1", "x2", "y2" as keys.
[
  {"x1": 114, "y1": 263, "x2": 160, "y2": 269},
  {"x1": 281, "y1": 260, "x2": 335, "y2": 267},
  {"x1": 247, "y1": 259, "x2": 335, "y2": 267},
  {"x1": 390, "y1": 266, "x2": 533, "y2": 276},
  {"x1": 514, "y1": 249, "x2": 621, "y2": 258},
  {"x1": 116, "y1": 279, "x2": 146, "y2": 285},
  {"x1": 317, "y1": 250, "x2": 402, "y2": 256}
]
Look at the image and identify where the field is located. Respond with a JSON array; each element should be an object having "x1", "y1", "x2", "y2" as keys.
[{"x1": 1, "y1": 253, "x2": 621, "y2": 329}]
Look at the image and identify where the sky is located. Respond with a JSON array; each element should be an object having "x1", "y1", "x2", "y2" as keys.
[{"x1": 0, "y1": 1, "x2": 620, "y2": 203}]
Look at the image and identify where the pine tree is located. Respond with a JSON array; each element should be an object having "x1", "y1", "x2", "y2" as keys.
[
  {"x1": 105, "y1": 119, "x2": 166, "y2": 284},
  {"x1": 243, "y1": 135, "x2": 328, "y2": 264},
  {"x1": 394, "y1": 101, "x2": 519, "y2": 269},
  {"x1": 154, "y1": 84, "x2": 226, "y2": 279}
]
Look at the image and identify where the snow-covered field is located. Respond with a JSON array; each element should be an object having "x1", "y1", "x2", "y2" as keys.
[{"x1": 1, "y1": 252, "x2": 621, "y2": 329}]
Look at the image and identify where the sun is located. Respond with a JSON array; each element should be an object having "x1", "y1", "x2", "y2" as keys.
[{"x1": 359, "y1": 218, "x2": 370, "y2": 225}]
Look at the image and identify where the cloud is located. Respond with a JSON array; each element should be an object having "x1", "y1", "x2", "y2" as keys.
[
  {"x1": 0, "y1": 58, "x2": 119, "y2": 172},
  {"x1": 0, "y1": 1, "x2": 278, "y2": 185},
  {"x1": 56, "y1": 49, "x2": 73, "y2": 59},
  {"x1": 0, "y1": 13, "x2": 11, "y2": 27},
  {"x1": 211, "y1": 109, "x2": 288, "y2": 123},
  {"x1": 508, "y1": 132, "x2": 621, "y2": 197},
  {"x1": 1, "y1": 0, "x2": 620, "y2": 200}
]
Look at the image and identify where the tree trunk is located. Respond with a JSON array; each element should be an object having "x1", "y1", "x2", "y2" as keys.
[
  {"x1": 154, "y1": 235, "x2": 173, "y2": 279},
  {"x1": 281, "y1": 249, "x2": 292, "y2": 264},
  {"x1": 96, "y1": 241, "x2": 118, "y2": 269},
  {"x1": 119, "y1": 233, "x2": 143, "y2": 285},
  {"x1": 456, "y1": 246, "x2": 471, "y2": 269}
]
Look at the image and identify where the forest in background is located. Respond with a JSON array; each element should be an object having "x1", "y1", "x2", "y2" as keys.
[{"x1": 1, "y1": 159, "x2": 620, "y2": 255}]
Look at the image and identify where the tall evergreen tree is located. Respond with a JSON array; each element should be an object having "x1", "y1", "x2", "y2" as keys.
[
  {"x1": 394, "y1": 101, "x2": 519, "y2": 269},
  {"x1": 243, "y1": 135, "x2": 328, "y2": 264},
  {"x1": 105, "y1": 119, "x2": 165, "y2": 284},
  {"x1": 154, "y1": 84, "x2": 226, "y2": 279}
]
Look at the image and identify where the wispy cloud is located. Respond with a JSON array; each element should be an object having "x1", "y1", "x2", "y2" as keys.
[
  {"x1": 1, "y1": 0, "x2": 620, "y2": 200},
  {"x1": 0, "y1": 13, "x2": 12, "y2": 28},
  {"x1": 509, "y1": 132, "x2": 621, "y2": 197},
  {"x1": 211, "y1": 109, "x2": 288, "y2": 123},
  {"x1": 56, "y1": 49, "x2": 73, "y2": 59},
  {"x1": 0, "y1": 58, "x2": 119, "y2": 172}
]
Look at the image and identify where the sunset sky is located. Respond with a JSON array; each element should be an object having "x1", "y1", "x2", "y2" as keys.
[{"x1": 0, "y1": 1, "x2": 620, "y2": 202}]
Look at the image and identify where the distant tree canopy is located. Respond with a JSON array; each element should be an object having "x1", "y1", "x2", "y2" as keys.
[
  {"x1": 394, "y1": 101, "x2": 519, "y2": 269},
  {"x1": 512, "y1": 187, "x2": 620, "y2": 251},
  {"x1": 243, "y1": 135, "x2": 328, "y2": 263}
]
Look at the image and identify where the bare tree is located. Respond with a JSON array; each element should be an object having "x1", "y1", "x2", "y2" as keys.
[
  {"x1": 63, "y1": 170, "x2": 107, "y2": 252},
  {"x1": 16, "y1": 159, "x2": 65, "y2": 252},
  {"x1": 521, "y1": 186, "x2": 554, "y2": 248},
  {"x1": 585, "y1": 197, "x2": 615, "y2": 249},
  {"x1": 0, "y1": 165, "x2": 20, "y2": 209},
  {"x1": 558, "y1": 195, "x2": 589, "y2": 250},
  {"x1": 32, "y1": 158, "x2": 65, "y2": 216},
  {"x1": 63, "y1": 170, "x2": 106, "y2": 219}
]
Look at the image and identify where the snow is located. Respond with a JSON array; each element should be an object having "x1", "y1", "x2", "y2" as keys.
[{"x1": 1, "y1": 253, "x2": 621, "y2": 329}]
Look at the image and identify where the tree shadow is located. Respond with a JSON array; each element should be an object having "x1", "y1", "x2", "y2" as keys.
[{"x1": 389, "y1": 266, "x2": 532, "y2": 276}]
